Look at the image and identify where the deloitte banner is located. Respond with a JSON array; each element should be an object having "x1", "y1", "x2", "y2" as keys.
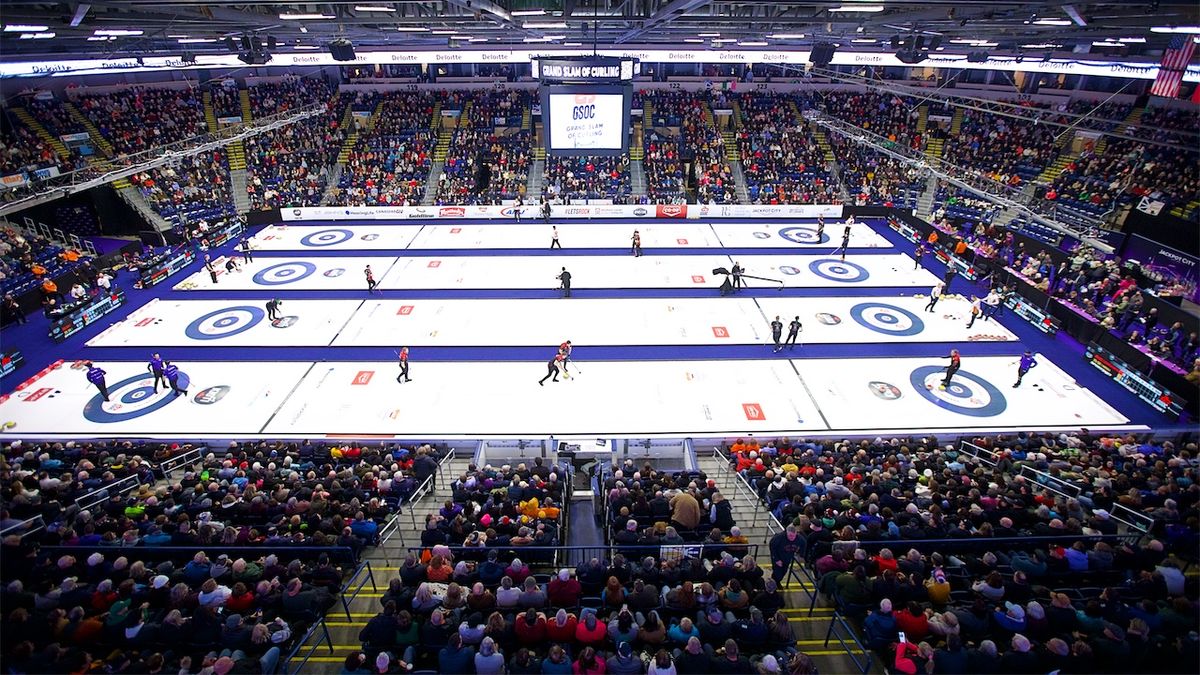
[{"x1": 280, "y1": 203, "x2": 843, "y2": 222}]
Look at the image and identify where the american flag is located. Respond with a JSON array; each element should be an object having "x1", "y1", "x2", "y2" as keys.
[{"x1": 1149, "y1": 34, "x2": 1196, "y2": 98}]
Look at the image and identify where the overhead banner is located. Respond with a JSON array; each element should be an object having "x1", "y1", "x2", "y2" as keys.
[
  {"x1": 279, "y1": 203, "x2": 842, "y2": 222},
  {"x1": 4, "y1": 49, "x2": 1198, "y2": 83}
]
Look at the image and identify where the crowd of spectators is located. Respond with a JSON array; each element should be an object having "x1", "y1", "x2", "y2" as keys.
[
  {"x1": 435, "y1": 129, "x2": 532, "y2": 205},
  {"x1": 0, "y1": 439, "x2": 441, "y2": 674},
  {"x1": 942, "y1": 102, "x2": 1060, "y2": 187},
  {"x1": 813, "y1": 91, "x2": 929, "y2": 153},
  {"x1": 208, "y1": 85, "x2": 241, "y2": 121},
  {"x1": 834, "y1": 138, "x2": 926, "y2": 210},
  {"x1": 642, "y1": 130, "x2": 686, "y2": 203},
  {"x1": 725, "y1": 430, "x2": 1198, "y2": 674},
  {"x1": 336, "y1": 92, "x2": 438, "y2": 207},
  {"x1": 244, "y1": 79, "x2": 345, "y2": 210},
  {"x1": 736, "y1": 93, "x2": 834, "y2": 205},
  {"x1": 0, "y1": 226, "x2": 93, "y2": 312},
  {"x1": 74, "y1": 87, "x2": 209, "y2": 156},
  {"x1": 128, "y1": 150, "x2": 235, "y2": 224},
  {"x1": 0, "y1": 116, "x2": 63, "y2": 178},
  {"x1": 543, "y1": 155, "x2": 631, "y2": 202}
]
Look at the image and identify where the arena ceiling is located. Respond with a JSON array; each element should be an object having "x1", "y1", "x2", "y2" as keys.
[{"x1": 0, "y1": 1, "x2": 1197, "y2": 61}]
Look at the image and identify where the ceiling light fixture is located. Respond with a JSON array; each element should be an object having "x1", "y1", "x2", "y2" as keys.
[
  {"x1": 563, "y1": 41, "x2": 583, "y2": 46},
  {"x1": 86, "y1": 36, "x2": 113, "y2": 41},
  {"x1": 178, "y1": 38, "x2": 217, "y2": 43},
  {"x1": 1033, "y1": 18, "x2": 1071, "y2": 26},
  {"x1": 851, "y1": 38, "x2": 877, "y2": 43},
  {"x1": 355, "y1": 5, "x2": 396, "y2": 11},
  {"x1": 523, "y1": 21, "x2": 567, "y2": 29},
  {"x1": 431, "y1": 29, "x2": 458, "y2": 34},
  {"x1": 1150, "y1": 26, "x2": 1200, "y2": 33},
  {"x1": 19, "y1": 32, "x2": 55, "y2": 39},
  {"x1": 684, "y1": 38, "x2": 705, "y2": 43},
  {"x1": 293, "y1": 45, "x2": 319, "y2": 49},
  {"x1": 739, "y1": 41, "x2": 768, "y2": 46},
  {"x1": 469, "y1": 37, "x2": 489, "y2": 42},
  {"x1": 698, "y1": 32, "x2": 721, "y2": 37},
  {"x1": 522, "y1": 36, "x2": 552, "y2": 42},
  {"x1": 278, "y1": 13, "x2": 334, "y2": 20},
  {"x1": 94, "y1": 29, "x2": 143, "y2": 36},
  {"x1": 829, "y1": 5, "x2": 885, "y2": 12},
  {"x1": 390, "y1": 26, "x2": 429, "y2": 32},
  {"x1": 1021, "y1": 43, "x2": 1062, "y2": 49},
  {"x1": 766, "y1": 33, "x2": 805, "y2": 39},
  {"x1": 512, "y1": 9, "x2": 547, "y2": 16},
  {"x1": 1117, "y1": 37, "x2": 1146, "y2": 43},
  {"x1": 5, "y1": 24, "x2": 49, "y2": 32},
  {"x1": 1091, "y1": 40, "x2": 1122, "y2": 47}
]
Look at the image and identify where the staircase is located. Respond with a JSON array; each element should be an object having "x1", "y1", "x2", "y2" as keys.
[
  {"x1": 949, "y1": 107, "x2": 964, "y2": 136},
  {"x1": 63, "y1": 102, "x2": 115, "y2": 159},
  {"x1": 630, "y1": 120, "x2": 644, "y2": 161},
  {"x1": 1037, "y1": 152, "x2": 1077, "y2": 183},
  {"x1": 319, "y1": 165, "x2": 344, "y2": 206},
  {"x1": 526, "y1": 158, "x2": 545, "y2": 198},
  {"x1": 239, "y1": 90, "x2": 253, "y2": 124},
  {"x1": 917, "y1": 172, "x2": 940, "y2": 218},
  {"x1": 11, "y1": 107, "x2": 72, "y2": 161},
  {"x1": 924, "y1": 136, "x2": 946, "y2": 160},
  {"x1": 695, "y1": 453, "x2": 771, "y2": 549},
  {"x1": 809, "y1": 122, "x2": 836, "y2": 163},
  {"x1": 429, "y1": 101, "x2": 442, "y2": 130},
  {"x1": 629, "y1": 159, "x2": 647, "y2": 199},
  {"x1": 419, "y1": 159, "x2": 445, "y2": 206},
  {"x1": 728, "y1": 162, "x2": 750, "y2": 204},
  {"x1": 229, "y1": 169, "x2": 251, "y2": 214},
  {"x1": 916, "y1": 104, "x2": 929, "y2": 134},
  {"x1": 720, "y1": 129, "x2": 739, "y2": 164},
  {"x1": 521, "y1": 105, "x2": 532, "y2": 131},
  {"x1": 730, "y1": 99, "x2": 743, "y2": 129},
  {"x1": 114, "y1": 184, "x2": 173, "y2": 232},
  {"x1": 643, "y1": 99, "x2": 655, "y2": 128},
  {"x1": 459, "y1": 101, "x2": 473, "y2": 129}
]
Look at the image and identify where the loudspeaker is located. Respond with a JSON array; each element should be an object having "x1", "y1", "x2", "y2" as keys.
[
  {"x1": 896, "y1": 50, "x2": 927, "y2": 64},
  {"x1": 223, "y1": 37, "x2": 236, "y2": 52},
  {"x1": 891, "y1": 36, "x2": 901, "y2": 49},
  {"x1": 809, "y1": 43, "x2": 837, "y2": 66},
  {"x1": 237, "y1": 51, "x2": 272, "y2": 65},
  {"x1": 329, "y1": 38, "x2": 356, "y2": 62},
  {"x1": 267, "y1": 36, "x2": 278, "y2": 50},
  {"x1": 967, "y1": 51, "x2": 990, "y2": 63}
]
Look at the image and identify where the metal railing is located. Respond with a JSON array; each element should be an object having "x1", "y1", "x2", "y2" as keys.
[
  {"x1": 74, "y1": 473, "x2": 143, "y2": 511},
  {"x1": 282, "y1": 619, "x2": 333, "y2": 675},
  {"x1": 158, "y1": 445, "x2": 206, "y2": 479},
  {"x1": 823, "y1": 611, "x2": 874, "y2": 675},
  {"x1": 1018, "y1": 464, "x2": 1083, "y2": 499},
  {"x1": 0, "y1": 514, "x2": 45, "y2": 540},
  {"x1": 337, "y1": 560, "x2": 378, "y2": 622},
  {"x1": 0, "y1": 104, "x2": 327, "y2": 218},
  {"x1": 709, "y1": 446, "x2": 765, "y2": 530},
  {"x1": 957, "y1": 439, "x2": 1000, "y2": 469}
]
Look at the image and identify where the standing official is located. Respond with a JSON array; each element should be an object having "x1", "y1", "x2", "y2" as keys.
[
  {"x1": 770, "y1": 316, "x2": 784, "y2": 353},
  {"x1": 205, "y1": 255, "x2": 218, "y2": 284},
  {"x1": 164, "y1": 362, "x2": 187, "y2": 397},
  {"x1": 86, "y1": 362, "x2": 110, "y2": 402},
  {"x1": 914, "y1": 244, "x2": 926, "y2": 270},
  {"x1": 397, "y1": 347, "x2": 411, "y2": 383},
  {"x1": 148, "y1": 353, "x2": 166, "y2": 392},
  {"x1": 785, "y1": 316, "x2": 802, "y2": 349},
  {"x1": 925, "y1": 281, "x2": 944, "y2": 313},
  {"x1": 732, "y1": 262, "x2": 744, "y2": 291},
  {"x1": 557, "y1": 267, "x2": 572, "y2": 298},
  {"x1": 240, "y1": 237, "x2": 254, "y2": 263},
  {"x1": 550, "y1": 226, "x2": 561, "y2": 249}
]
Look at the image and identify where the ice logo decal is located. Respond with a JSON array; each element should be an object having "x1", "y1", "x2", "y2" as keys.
[
  {"x1": 270, "y1": 316, "x2": 299, "y2": 328},
  {"x1": 360, "y1": 234, "x2": 380, "y2": 241},
  {"x1": 193, "y1": 386, "x2": 231, "y2": 405},
  {"x1": 815, "y1": 313, "x2": 842, "y2": 325},
  {"x1": 869, "y1": 381, "x2": 903, "y2": 400},
  {"x1": 752, "y1": 232, "x2": 770, "y2": 239},
  {"x1": 324, "y1": 268, "x2": 346, "y2": 277}
]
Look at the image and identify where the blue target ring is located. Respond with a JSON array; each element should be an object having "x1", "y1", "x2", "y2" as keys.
[
  {"x1": 252, "y1": 261, "x2": 317, "y2": 286},
  {"x1": 300, "y1": 229, "x2": 354, "y2": 247},
  {"x1": 908, "y1": 365, "x2": 1007, "y2": 417},
  {"x1": 82, "y1": 372, "x2": 188, "y2": 423},
  {"x1": 185, "y1": 306, "x2": 265, "y2": 340},
  {"x1": 778, "y1": 226, "x2": 831, "y2": 245},
  {"x1": 808, "y1": 259, "x2": 869, "y2": 282},
  {"x1": 850, "y1": 302, "x2": 925, "y2": 336}
]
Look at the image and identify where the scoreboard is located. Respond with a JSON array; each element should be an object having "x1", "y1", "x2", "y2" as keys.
[
  {"x1": 538, "y1": 57, "x2": 634, "y2": 157},
  {"x1": 138, "y1": 248, "x2": 196, "y2": 288},
  {"x1": 1085, "y1": 343, "x2": 1184, "y2": 416},
  {"x1": 1005, "y1": 293, "x2": 1062, "y2": 335}
]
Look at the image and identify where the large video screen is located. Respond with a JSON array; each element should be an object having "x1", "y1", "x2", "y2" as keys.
[{"x1": 542, "y1": 85, "x2": 631, "y2": 156}]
